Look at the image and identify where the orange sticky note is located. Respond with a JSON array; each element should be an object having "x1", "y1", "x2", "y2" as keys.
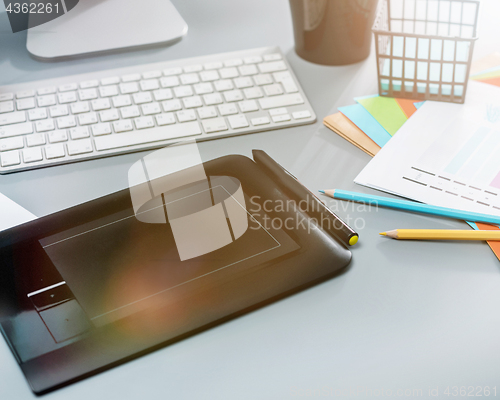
[
  {"x1": 395, "y1": 98, "x2": 419, "y2": 118},
  {"x1": 475, "y1": 222, "x2": 500, "y2": 261}
]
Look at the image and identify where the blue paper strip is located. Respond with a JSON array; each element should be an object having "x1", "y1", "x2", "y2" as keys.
[{"x1": 338, "y1": 104, "x2": 392, "y2": 148}]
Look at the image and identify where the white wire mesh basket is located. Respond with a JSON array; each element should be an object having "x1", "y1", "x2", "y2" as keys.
[{"x1": 373, "y1": 0, "x2": 480, "y2": 103}]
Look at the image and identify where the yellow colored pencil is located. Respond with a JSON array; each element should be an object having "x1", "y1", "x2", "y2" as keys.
[{"x1": 380, "y1": 229, "x2": 500, "y2": 241}]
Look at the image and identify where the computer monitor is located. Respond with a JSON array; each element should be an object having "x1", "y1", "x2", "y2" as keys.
[{"x1": 26, "y1": 0, "x2": 188, "y2": 61}]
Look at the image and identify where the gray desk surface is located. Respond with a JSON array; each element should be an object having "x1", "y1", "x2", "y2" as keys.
[{"x1": 1, "y1": 1, "x2": 500, "y2": 398}]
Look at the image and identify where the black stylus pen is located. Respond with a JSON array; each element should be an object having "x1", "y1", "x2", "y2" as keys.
[{"x1": 252, "y1": 150, "x2": 359, "y2": 247}]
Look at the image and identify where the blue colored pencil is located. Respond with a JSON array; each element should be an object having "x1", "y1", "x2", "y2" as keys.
[{"x1": 319, "y1": 189, "x2": 500, "y2": 226}]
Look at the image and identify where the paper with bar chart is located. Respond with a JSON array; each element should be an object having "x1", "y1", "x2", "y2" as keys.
[{"x1": 355, "y1": 81, "x2": 500, "y2": 216}]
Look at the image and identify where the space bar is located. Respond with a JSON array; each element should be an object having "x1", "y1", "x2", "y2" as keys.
[{"x1": 94, "y1": 122, "x2": 202, "y2": 151}]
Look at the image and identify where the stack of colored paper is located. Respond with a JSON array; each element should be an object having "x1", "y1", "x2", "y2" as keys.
[{"x1": 323, "y1": 95, "x2": 423, "y2": 157}]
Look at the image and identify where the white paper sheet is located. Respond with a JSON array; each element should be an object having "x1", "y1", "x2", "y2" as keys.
[
  {"x1": 355, "y1": 81, "x2": 500, "y2": 216},
  {"x1": 0, "y1": 192, "x2": 37, "y2": 232}
]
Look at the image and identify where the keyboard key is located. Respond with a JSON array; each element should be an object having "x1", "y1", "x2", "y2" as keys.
[
  {"x1": 133, "y1": 92, "x2": 153, "y2": 104},
  {"x1": 227, "y1": 115, "x2": 249, "y2": 129},
  {"x1": 176, "y1": 109, "x2": 197, "y2": 122},
  {"x1": 244, "y1": 87, "x2": 264, "y2": 99},
  {"x1": 184, "y1": 64, "x2": 203, "y2": 73},
  {"x1": 224, "y1": 58, "x2": 243, "y2": 67},
  {"x1": 251, "y1": 116, "x2": 270, "y2": 126},
  {"x1": 91, "y1": 98, "x2": 111, "y2": 111},
  {"x1": 281, "y1": 78, "x2": 299, "y2": 93},
  {"x1": 194, "y1": 83, "x2": 214, "y2": 95},
  {"x1": 140, "y1": 79, "x2": 160, "y2": 91},
  {"x1": 78, "y1": 88, "x2": 98, "y2": 101},
  {"x1": 272, "y1": 114, "x2": 291, "y2": 123},
  {"x1": 28, "y1": 108, "x2": 48, "y2": 121},
  {"x1": 26, "y1": 133, "x2": 46, "y2": 147},
  {"x1": 58, "y1": 91, "x2": 78, "y2": 104},
  {"x1": 180, "y1": 73, "x2": 200, "y2": 85},
  {"x1": 58, "y1": 83, "x2": 78, "y2": 92},
  {"x1": 95, "y1": 121, "x2": 201, "y2": 151},
  {"x1": 203, "y1": 93, "x2": 223, "y2": 105},
  {"x1": 202, "y1": 118, "x2": 228, "y2": 133},
  {"x1": 99, "y1": 85, "x2": 119, "y2": 97},
  {"x1": 292, "y1": 110, "x2": 312, "y2": 120},
  {"x1": 0, "y1": 121, "x2": 32, "y2": 138},
  {"x1": 200, "y1": 70, "x2": 219, "y2": 82},
  {"x1": 204, "y1": 62, "x2": 223, "y2": 70},
  {"x1": 163, "y1": 67, "x2": 183, "y2": 76},
  {"x1": 219, "y1": 67, "x2": 239, "y2": 79},
  {"x1": 37, "y1": 87, "x2": 57, "y2": 95},
  {"x1": 218, "y1": 104, "x2": 238, "y2": 116},
  {"x1": 162, "y1": 99, "x2": 182, "y2": 112},
  {"x1": 238, "y1": 65, "x2": 258, "y2": 76},
  {"x1": 49, "y1": 105, "x2": 69, "y2": 118},
  {"x1": 153, "y1": 89, "x2": 173, "y2": 101},
  {"x1": 16, "y1": 90, "x2": 35, "y2": 99},
  {"x1": 17, "y1": 98, "x2": 36, "y2": 110},
  {"x1": 258, "y1": 61, "x2": 287, "y2": 73},
  {"x1": 113, "y1": 120, "x2": 134, "y2": 133},
  {"x1": 112, "y1": 95, "x2": 132, "y2": 108},
  {"x1": 101, "y1": 77, "x2": 120, "y2": 86},
  {"x1": 0, "y1": 137, "x2": 24, "y2": 152},
  {"x1": 213, "y1": 80, "x2": 233, "y2": 92},
  {"x1": 142, "y1": 102, "x2": 162, "y2": 115},
  {"x1": 263, "y1": 53, "x2": 282, "y2": 61},
  {"x1": 80, "y1": 80, "x2": 99, "y2": 89},
  {"x1": 100, "y1": 109, "x2": 120, "y2": 122},
  {"x1": 0, "y1": 101, "x2": 14, "y2": 113},
  {"x1": 92, "y1": 123, "x2": 112, "y2": 136},
  {"x1": 120, "y1": 82, "x2": 139, "y2": 94},
  {"x1": 79, "y1": 112, "x2": 99, "y2": 125},
  {"x1": 0, "y1": 150, "x2": 20, "y2": 166},
  {"x1": 269, "y1": 107, "x2": 288, "y2": 116},
  {"x1": 48, "y1": 130, "x2": 68, "y2": 143},
  {"x1": 0, "y1": 93, "x2": 14, "y2": 101},
  {"x1": 273, "y1": 71, "x2": 293, "y2": 82},
  {"x1": 70, "y1": 101, "x2": 90, "y2": 114},
  {"x1": 122, "y1": 73, "x2": 141, "y2": 82},
  {"x1": 238, "y1": 100, "x2": 259, "y2": 113},
  {"x1": 37, "y1": 94, "x2": 57, "y2": 107},
  {"x1": 174, "y1": 85, "x2": 194, "y2": 98},
  {"x1": 23, "y1": 147, "x2": 43, "y2": 163},
  {"x1": 56, "y1": 116, "x2": 77, "y2": 129},
  {"x1": 69, "y1": 127, "x2": 90, "y2": 140},
  {"x1": 223, "y1": 90, "x2": 244, "y2": 102},
  {"x1": 259, "y1": 93, "x2": 304, "y2": 109},
  {"x1": 134, "y1": 116, "x2": 155, "y2": 129},
  {"x1": 244, "y1": 56, "x2": 263, "y2": 64},
  {"x1": 160, "y1": 76, "x2": 180, "y2": 88},
  {"x1": 183, "y1": 96, "x2": 203, "y2": 109},
  {"x1": 67, "y1": 139, "x2": 93, "y2": 155},
  {"x1": 45, "y1": 143, "x2": 65, "y2": 159},
  {"x1": 155, "y1": 113, "x2": 176, "y2": 126},
  {"x1": 142, "y1": 71, "x2": 162, "y2": 79},
  {"x1": 234, "y1": 77, "x2": 254, "y2": 89},
  {"x1": 253, "y1": 74, "x2": 273, "y2": 86},
  {"x1": 263, "y1": 84, "x2": 284, "y2": 96},
  {"x1": 120, "y1": 105, "x2": 141, "y2": 119},
  {"x1": 35, "y1": 119, "x2": 55, "y2": 132},
  {"x1": 197, "y1": 106, "x2": 217, "y2": 119},
  {"x1": 0, "y1": 111, "x2": 27, "y2": 126}
]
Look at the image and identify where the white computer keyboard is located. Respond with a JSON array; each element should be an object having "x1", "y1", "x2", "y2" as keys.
[{"x1": 0, "y1": 46, "x2": 316, "y2": 174}]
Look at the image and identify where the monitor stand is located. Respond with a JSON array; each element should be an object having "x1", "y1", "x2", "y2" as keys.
[{"x1": 26, "y1": 0, "x2": 188, "y2": 61}]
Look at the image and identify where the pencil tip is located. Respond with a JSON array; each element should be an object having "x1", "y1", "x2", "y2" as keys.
[
  {"x1": 379, "y1": 232, "x2": 387, "y2": 236},
  {"x1": 318, "y1": 190, "x2": 325, "y2": 194}
]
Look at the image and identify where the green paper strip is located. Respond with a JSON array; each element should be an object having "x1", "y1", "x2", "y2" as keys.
[{"x1": 355, "y1": 95, "x2": 408, "y2": 136}]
